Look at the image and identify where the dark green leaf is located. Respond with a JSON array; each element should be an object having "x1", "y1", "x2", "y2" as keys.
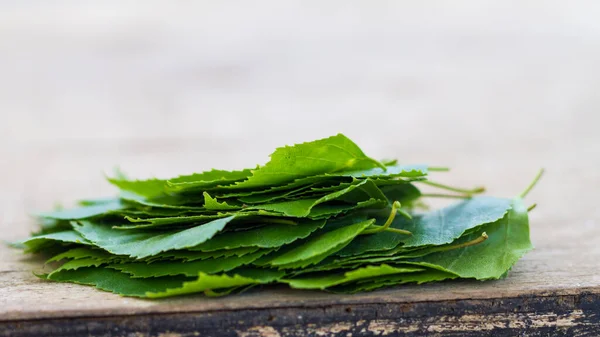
[
  {"x1": 74, "y1": 216, "x2": 234, "y2": 258},
  {"x1": 338, "y1": 196, "x2": 512, "y2": 257},
  {"x1": 36, "y1": 200, "x2": 124, "y2": 220},
  {"x1": 110, "y1": 249, "x2": 272, "y2": 277},
  {"x1": 19, "y1": 231, "x2": 90, "y2": 253},
  {"x1": 409, "y1": 198, "x2": 532, "y2": 280},
  {"x1": 263, "y1": 220, "x2": 374, "y2": 267},
  {"x1": 47, "y1": 267, "x2": 190, "y2": 298},
  {"x1": 191, "y1": 220, "x2": 326, "y2": 251}
]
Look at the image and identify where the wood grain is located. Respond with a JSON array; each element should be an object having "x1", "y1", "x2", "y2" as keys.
[{"x1": 1, "y1": 1, "x2": 599, "y2": 336}]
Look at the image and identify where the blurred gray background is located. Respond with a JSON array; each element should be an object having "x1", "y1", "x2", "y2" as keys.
[{"x1": 1, "y1": 1, "x2": 599, "y2": 239}]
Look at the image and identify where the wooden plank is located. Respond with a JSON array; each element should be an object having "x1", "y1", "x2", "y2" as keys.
[
  {"x1": 1, "y1": 2, "x2": 600, "y2": 335},
  {"x1": 3, "y1": 292, "x2": 599, "y2": 337},
  {"x1": 1, "y1": 140, "x2": 599, "y2": 336}
]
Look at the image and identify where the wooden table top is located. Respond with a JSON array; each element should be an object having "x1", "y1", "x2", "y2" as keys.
[{"x1": 1, "y1": 2, "x2": 599, "y2": 336}]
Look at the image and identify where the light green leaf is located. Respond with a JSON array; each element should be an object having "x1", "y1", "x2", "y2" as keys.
[
  {"x1": 203, "y1": 192, "x2": 240, "y2": 210},
  {"x1": 331, "y1": 269, "x2": 457, "y2": 293},
  {"x1": 218, "y1": 134, "x2": 386, "y2": 190},
  {"x1": 145, "y1": 268, "x2": 284, "y2": 298},
  {"x1": 284, "y1": 264, "x2": 423, "y2": 289},
  {"x1": 108, "y1": 178, "x2": 166, "y2": 199},
  {"x1": 166, "y1": 169, "x2": 254, "y2": 192},
  {"x1": 108, "y1": 169, "x2": 253, "y2": 197}
]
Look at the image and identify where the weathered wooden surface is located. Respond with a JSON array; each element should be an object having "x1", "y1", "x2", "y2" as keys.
[{"x1": 1, "y1": 1, "x2": 599, "y2": 336}]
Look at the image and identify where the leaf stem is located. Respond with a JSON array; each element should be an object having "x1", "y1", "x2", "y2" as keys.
[
  {"x1": 527, "y1": 203, "x2": 537, "y2": 212},
  {"x1": 428, "y1": 167, "x2": 450, "y2": 172},
  {"x1": 436, "y1": 232, "x2": 489, "y2": 252},
  {"x1": 381, "y1": 201, "x2": 401, "y2": 229},
  {"x1": 361, "y1": 201, "x2": 412, "y2": 236},
  {"x1": 370, "y1": 158, "x2": 388, "y2": 171},
  {"x1": 382, "y1": 227, "x2": 413, "y2": 235},
  {"x1": 363, "y1": 225, "x2": 412, "y2": 236},
  {"x1": 397, "y1": 208, "x2": 413, "y2": 220},
  {"x1": 420, "y1": 180, "x2": 485, "y2": 195},
  {"x1": 519, "y1": 169, "x2": 545, "y2": 199},
  {"x1": 380, "y1": 159, "x2": 398, "y2": 166},
  {"x1": 421, "y1": 193, "x2": 472, "y2": 199}
]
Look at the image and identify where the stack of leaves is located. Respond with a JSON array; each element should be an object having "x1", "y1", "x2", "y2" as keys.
[{"x1": 15, "y1": 134, "x2": 541, "y2": 298}]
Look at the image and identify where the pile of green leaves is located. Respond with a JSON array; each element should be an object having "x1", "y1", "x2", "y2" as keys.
[{"x1": 15, "y1": 134, "x2": 541, "y2": 298}]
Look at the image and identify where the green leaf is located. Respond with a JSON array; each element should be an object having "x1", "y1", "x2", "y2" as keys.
[
  {"x1": 47, "y1": 247, "x2": 113, "y2": 263},
  {"x1": 166, "y1": 169, "x2": 254, "y2": 192},
  {"x1": 18, "y1": 134, "x2": 539, "y2": 299},
  {"x1": 307, "y1": 198, "x2": 385, "y2": 220},
  {"x1": 47, "y1": 267, "x2": 190, "y2": 297},
  {"x1": 29, "y1": 219, "x2": 73, "y2": 236},
  {"x1": 120, "y1": 210, "x2": 284, "y2": 228},
  {"x1": 379, "y1": 183, "x2": 422, "y2": 206},
  {"x1": 191, "y1": 219, "x2": 326, "y2": 251},
  {"x1": 265, "y1": 219, "x2": 375, "y2": 267},
  {"x1": 108, "y1": 178, "x2": 167, "y2": 199},
  {"x1": 145, "y1": 268, "x2": 284, "y2": 298},
  {"x1": 110, "y1": 249, "x2": 272, "y2": 278},
  {"x1": 237, "y1": 184, "x2": 317, "y2": 204},
  {"x1": 108, "y1": 169, "x2": 253, "y2": 197},
  {"x1": 116, "y1": 208, "x2": 205, "y2": 218},
  {"x1": 48, "y1": 258, "x2": 110, "y2": 278},
  {"x1": 35, "y1": 200, "x2": 124, "y2": 220},
  {"x1": 74, "y1": 216, "x2": 234, "y2": 258},
  {"x1": 401, "y1": 196, "x2": 513, "y2": 247},
  {"x1": 284, "y1": 264, "x2": 424, "y2": 289},
  {"x1": 409, "y1": 198, "x2": 532, "y2": 280},
  {"x1": 19, "y1": 231, "x2": 90, "y2": 253},
  {"x1": 337, "y1": 196, "x2": 512, "y2": 257},
  {"x1": 248, "y1": 180, "x2": 387, "y2": 217},
  {"x1": 217, "y1": 134, "x2": 386, "y2": 190},
  {"x1": 272, "y1": 243, "x2": 354, "y2": 270},
  {"x1": 158, "y1": 247, "x2": 261, "y2": 261},
  {"x1": 79, "y1": 197, "x2": 120, "y2": 206},
  {"x1": 380, "y1": 158, "x2": 398, "y2": 166},
  {"x1": 331, "y1": 269, "x2": 457, "y2": 293},
  {"x1": 120, "y1": 192, "x2": 204, "y2": 210},
  {"x1": 203, "y1": 192, "x2": 240, "y2": 210},
  {"x1": 216, "y1": 164, "x2": 427, "y2": 200}
]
